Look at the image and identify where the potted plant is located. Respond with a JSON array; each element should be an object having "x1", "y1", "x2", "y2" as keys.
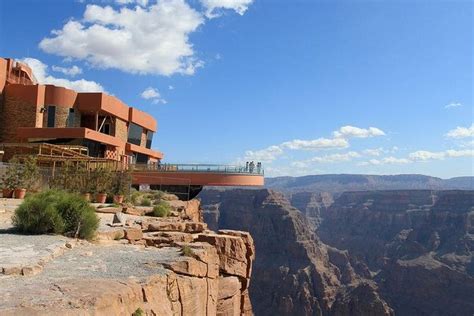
[
  {"x1": 91, "y1": 166, "x2": 112, "y2": 203},
  {"x1": 2, "y1": 157, "x2": 25, "y2": 199},
  {"x1": 18, "y1": 156, "x2": 39, "y2": 199},
  {"x1": 112, "y1": 170, "x2": 131, "y2": 204},
  {"x1": 1, "y1": 163, "x2": 17, "y2": 198}
]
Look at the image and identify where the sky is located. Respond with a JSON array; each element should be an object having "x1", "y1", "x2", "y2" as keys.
[{"x1": 0, "y1": 0, "x2": 472, "y2": 178}]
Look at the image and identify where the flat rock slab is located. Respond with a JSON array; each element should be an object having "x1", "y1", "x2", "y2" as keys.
[
  {"x1": 0, "y1": 234, "x2": 74, "y2": 275},
  {"x1": 0, "y1": 240, "x2": 182, "y2": 313}
]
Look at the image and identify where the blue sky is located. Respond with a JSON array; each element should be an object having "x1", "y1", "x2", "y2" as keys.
[{"x1": 0, "y1": 0, "x2": 472, "y2": 178}]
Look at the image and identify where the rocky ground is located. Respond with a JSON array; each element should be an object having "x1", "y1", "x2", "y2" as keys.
[{"x1": 0, "y1": 195, "x2": 255, "y2": 316}]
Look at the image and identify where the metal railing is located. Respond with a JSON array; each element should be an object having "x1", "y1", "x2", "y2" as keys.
[{"x1": 130, "y1": 163, "x2": 264, "y2": 175}]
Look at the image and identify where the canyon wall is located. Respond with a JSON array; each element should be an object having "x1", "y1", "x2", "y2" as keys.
[
  {"x1": 200, "y1": 189, "x2": 393, "y2": 316},
  {"x1": 200, "y1": 188, "x2": 474, "y2": 316}
]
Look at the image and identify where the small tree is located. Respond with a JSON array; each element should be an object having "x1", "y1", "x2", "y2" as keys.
[
  {"x1": 90, "y1": 166, "x2": 113, "y2": 194},
  {"x1": 112, "y1": 170, "x2": 132, "y2": 196},
  {"x1": 20, "y1": 156, "x2": 40, "y2": 190},
  {"x1": 1, "y1": 158, "x2": 20, "y2": 190}
]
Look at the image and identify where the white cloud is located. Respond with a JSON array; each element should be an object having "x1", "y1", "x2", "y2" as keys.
[
  {"x1": 444, "y1": 102, "x2": 463, "y2": 109},
  {"x1": 21, "y1": 57, "x2": 104, "y2": 92},
  {"x1": 281, "y1": 137, "x2": 349, "y2": 151},
  {"x1": 116, "y1": 0, "x2": 149, "y2": 6},
  {"x1": 409, "y1": 150, "x2": 445, "y2": 161},
  {"x1": 39, "y1": 0, "x2": 254, "y2": 76},
  {"x1": 243, "y1": 145, "x2": 284, "y2": 163},
  {"x1": 168, "y1": 85, "x2": 174, "y2": 90},
  {"x1": 408, "y1": 149, "x2": 473, "y2": 161},
  {"x1": 309, "y1": 151, "x2": 360, "y2": 164},
  {"x1": 445, "y1": 149, "x2": 474, "y2": 158},
  {"x1": 141, "y1": 87, "x2": 167, "y2": 104},
  {"x1": 363, "y1": 148, "x2": 384, "y2": 156},
  {"x1": 333, "y1": 125, "x2": 386, "y2": 139},
  {"x1": 200, "y1": 0, "x2": 253, "y2": 18},
  {"x1": 359, "y1": 157, "x2": 412, "y2": 166},
  {"x1": 51, "y1": 65, "x2": 83, "y2": 77},
  {"x1": 445, "y1": 124, "x2": 474, "y2": 139},
  {"x1": 40, "y1": 1, "x2": 205, "y2": 76},
  {"x1": 238, "y1": 125, "x2": 385, "y2": 165}
]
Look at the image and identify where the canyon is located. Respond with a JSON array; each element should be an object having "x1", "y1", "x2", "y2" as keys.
[{"x1": 200, "y1": 185, "x2": 474, "y2": 315}]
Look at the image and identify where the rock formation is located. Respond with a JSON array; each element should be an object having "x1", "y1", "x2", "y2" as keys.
[
  {"x1": 200, "y1": 189, "x2": 393, "y2": 316},
  {"x1": 0, "y1": 195, "x2": 255, "y2": 316},
  {"x1": 201, "y1": 188, "x2": 474, "y2": 316},
  {"x1": 319, "y1": 190, "x2": 474, "y2": 315}
]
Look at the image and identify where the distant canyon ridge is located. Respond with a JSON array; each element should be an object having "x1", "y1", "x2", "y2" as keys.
[{"x1": 199, "y1": 174, "x2": 474, "y2": 315}]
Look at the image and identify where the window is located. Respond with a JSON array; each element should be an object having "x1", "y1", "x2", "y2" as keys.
[
  {"x1": 100, "y1": 122, "x2": 111, "y2": 135},
  {"x1": 67, "y1": 108, "x2": 75, "y2": 127},
  {"x1": 146, "y1": 130, "x2": 154, "y2": 149},
  {"x1": 127, "y1": 123, "x2": 142, "y2": 146},
  {"x1": 47, "y1": 105, "x2": 56, "y2": 127}
]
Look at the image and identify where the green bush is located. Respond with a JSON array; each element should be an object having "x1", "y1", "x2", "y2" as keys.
[
  {"x1": 132, "y1": 308, "x2": 144, "y2": 316},
  {"x1": 151, "y1": 201, "x2": 171, "y2": 217},
  {"x1": 141, "y1": 198, "x2": 152, "y2": 206},
  {"x1": 181, "y1": 245, "x2": 194, "y2": 257},
  {"x1": 12, "y1": 190, "x2": 99, "y2": 240}
]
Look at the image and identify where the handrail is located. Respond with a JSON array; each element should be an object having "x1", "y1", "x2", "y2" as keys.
[{"x1": 130, "y1": 163, "x2": 264, "y2": 175}]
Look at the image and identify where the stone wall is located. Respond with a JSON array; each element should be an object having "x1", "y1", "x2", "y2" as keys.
[
  {"x1": 115, "y1": 118, "x2": 128, "y2": 143},
  {"x1": 0, "y1": 95, "x2": 40, "y2": 142}
]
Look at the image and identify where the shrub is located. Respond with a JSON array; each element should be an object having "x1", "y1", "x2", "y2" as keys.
[
  {"x1": 132, "y1": 308, "x2": 144, "y2": 316},
  {"x1": 181, "y1": 245, "x2": 194, "y2": 257},
  {"x1": 12, "y1": 190, "x2": 99, "y2": 240},
  {"x1": 12, "y1": 191, "x2": 65, "y2": 234},
  {"x1": 141, "y1": 198, "x2": 152, "y2": 206},
  {"x1": 56, "y1": 193, "x2": 99, "y2": 240},
  {"x1": 151, "y1": 201, "x2": 171, "y2": 217}
]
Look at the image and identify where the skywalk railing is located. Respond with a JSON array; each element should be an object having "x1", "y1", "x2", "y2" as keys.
[{"x1": 130, "y1": 163, "x2": 264, "y2": 175}]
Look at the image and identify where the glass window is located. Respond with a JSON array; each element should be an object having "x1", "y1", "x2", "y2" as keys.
[
  {"x1": 47, "y1": 105, "x2": 56, "y2": 127},
  {"x1": 67, "y1": 108, "x2": 75, "y2": 127},
  {"x1": 127, "y1": 123, "x2": 142, "y2": 145},
  {"x1": 146, "y1": 130, "x2": 154, "y2": 149}
]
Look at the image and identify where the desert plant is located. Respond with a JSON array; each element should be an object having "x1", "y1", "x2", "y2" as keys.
[
  {"x1": 132, "y1": 308, "x2": 144, "y2": 316},
  {"x1": 181, "y1": 245, "x2": 194, "y2": 257},
  {"x1": 90, "y1": 166, "x2": 113, "y2": 194},
  {"x1": 111, "y1": 170, "x2": 132, "y2": 196},
  {"x1": 151, "y1": 201, "x2": 171, "y2": 217},
  {"x1": 1, "y1": 157, "x2": 22, "y2": 190},
  {"x1": 12, "y1": 191, "x2": 65, "y2": 234},
  {"x1": 19, "y1": 156, "x2": 39, "y2": 190},
  {"x1": 12, "y1": 190, "x2": 99, "y2": 240},
  {"x1": 141, "y1": 197, "x2": 152, "y2": 206}
]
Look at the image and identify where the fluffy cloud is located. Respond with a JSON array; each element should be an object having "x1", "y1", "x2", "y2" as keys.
[
  {"x1": 239, "y1": 125, "x2": 384, "y2": 165},
  {"x1": 39, "y1": 0, "x2": 254, "y2": 76},
  {"x1": 444, "y1": 102, "x2": 463, "y2": 109},
  {"x1": 244, "y1": 145, "x2": 284, "y2": 163},
  {"x1": 333, "y1": 126, "x2": 385, "y2": 139},
  {"x1": 359, "y1": 157, "x2": 412, "y2": 166},
  {"x1": 21, "y1": 58, "x2": 104, "y2": 92},
  {"x1": 40, "y1": 1, "x2": 205, "y2": 76},
  {"x1": 445, "y1": 124, "x2": 474, "y2": 139},
  {"x1": 140, "y1": 87, "x2": 167, "y2": 104},
  {"x1": 51, "y1": 65, "x2": 82, "y2": 77},
  {"x1": 409, "y1": 149, "x2": 474, "y2": 161},
  {"x1": 281, "y1": 138, "x2": 349, "y2": 151},
  {"x1": 116, "y1": 0, "x2": 149, "y2": 6},
  {"x1": 200, "y1": 0, "x2": 253, "y2": 18},
  {"x1": 291, "y1": 151, "x2": 360, "y2": 169},
  {"x1": 409, "y1": 150, "x2": 445, "y2": 161}
]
